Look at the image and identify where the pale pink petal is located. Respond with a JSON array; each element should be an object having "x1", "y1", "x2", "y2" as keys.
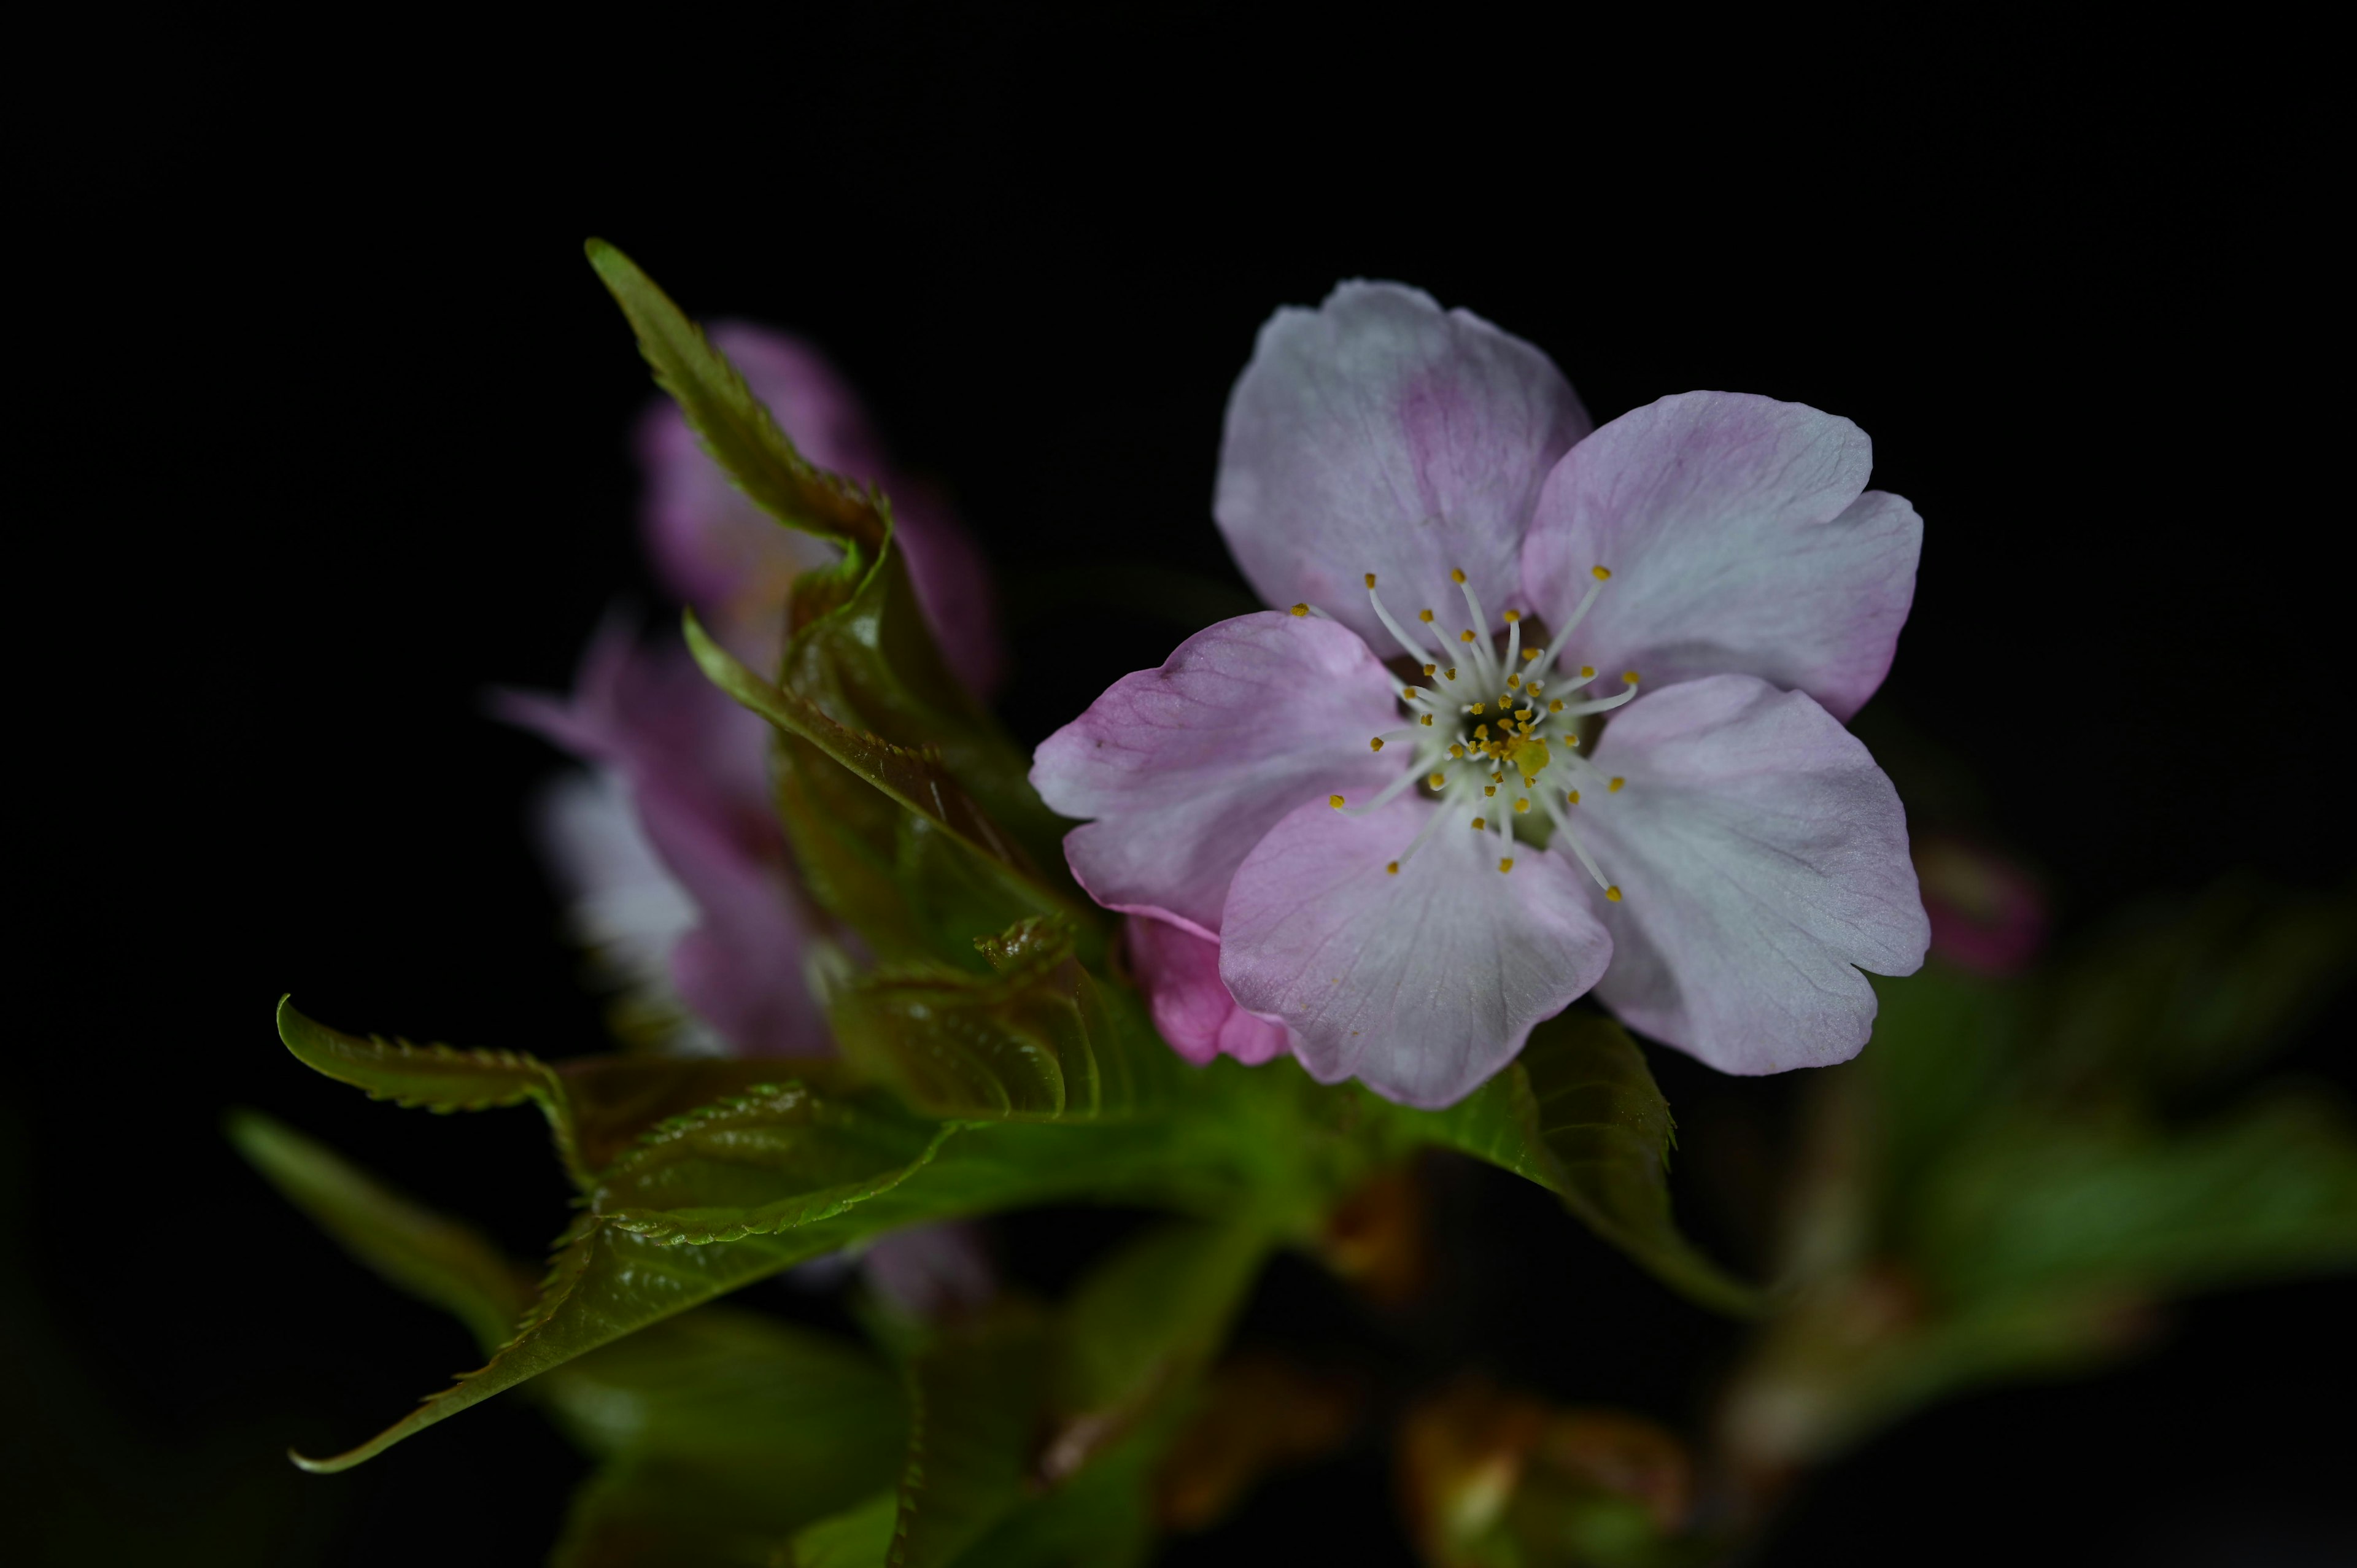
[
  {"x1": 1219, "y1": 795, "x2": 1612, "y2": 1109},
  {"x1": 636, "y1": 322, "x2": 1005, "y2": 693},
  {"x1": 495, "y1": 620, "x2": 829, "y2": 1056},
  {"x1": 1215, "y1": 282, "x2": 1590, "y2": 652},
  {"x1": 1126, "y1": 915, "x2": 1294, "y2": 1067},
  {"x1": 1520, "y1": 393, "x2": 1920, "y2": 721},
  {"x1": 1031, "y1": 612, "x2": 1399, "y2": 937},
  {"x1": 1573, "y1": 674, "x2": 1928, "y2": 1075}
]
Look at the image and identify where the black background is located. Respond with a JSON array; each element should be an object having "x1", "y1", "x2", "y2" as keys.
[{"x1": 11, "y1": 18, "x2": 2348, "y2": 1566}]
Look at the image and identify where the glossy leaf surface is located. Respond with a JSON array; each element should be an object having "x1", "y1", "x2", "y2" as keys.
[
  {"x1": 276, "y1": 996, "x2": 849, "y2": 1189},
  {"x1": 832, "y1": 920, "x2": 1184, "y2": 1122}
]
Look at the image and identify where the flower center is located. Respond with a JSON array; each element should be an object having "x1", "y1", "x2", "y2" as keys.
[{"x1": 1318, "y1": 566, "x2": 1638, "y2": 902}]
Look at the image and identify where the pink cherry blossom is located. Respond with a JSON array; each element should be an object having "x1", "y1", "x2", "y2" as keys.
[
  {"x1": 1035, "y1": 283, "x2": 1929, "y2": 1105},
  {"x1": 497, "y1": 617, "x2": 827, "y2": 1057},
  {"x1": 637, "y1": 322, "x2": 1004, "y2": 695}
]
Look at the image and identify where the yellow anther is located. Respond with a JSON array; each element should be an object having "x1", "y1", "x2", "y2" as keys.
[
  {"x1": 1460, "y1": 629, "x2": 1477, "y2": 643},
  {"x1": 1386, "y1": 860, "x2": 1400, "y2": 875},
  {"x1": 1592, "y1": 565, "x2": 1612, "y2": 581},
  {"x1": 1565, "y1": 733, "x2": 1579, "y2": 747},
  {"x1": 1290, "y1": 603, "x2": 1309, "y2": 617},
  {"x1": 1514, "y1": 798, "x2": 1531, "y2": 814},
  {"x1": 1566, "y1": 789, "x2": 1581, "y2": 805},
  {"x1": 1420, "y1": 714, "x2": 1434, "y2": 727},
  {"x1": 1402, "y1": 687, "x2": 1418, "y2": 701},
  {"x1": 1623, "y1": 670, "x2": 1640, "y2": 685},
  {"x1": 1428, "y1": 772, "x2": 1446, "y2": 789},
  {"x1": 1484, "y1": 785, "x2": 1496, "y2": 797},
  {"x1": 1469, "y1": 701, "x2": 1485, "y2": 714},
  {"x1": 1422, "y1": 663, "x2": 1436, "y2": 676},
  {"x1": 1329, "y1": 794, "x2": 1345, "y2": 808},
  {"x1": 1515, "y1": 708, "x2": 1533, "y2": 720},
  {"x1": 1507, "y1": 674, "x2": 1521, "y2": 690},
  {"x1": 1522, "y1": 647, "x2": 1541, "y2": 662},
  {"x1": 1450, "y1": 568, "x2": 1468, "y2": 584},
  {"x1": 1604, "y1": 886, "x2": 1623, "y2": 902},
  {"x1": 1579, "y1": 665, "x2": 1595, "y2": 679},
  {"x1": 1471, "y1": 816, "x2": 1486, "y2": 830},
  {"x1": 1418, "y1": 608, "x2": 1435, "y2": 623},
  {"x1": 1449, "y1": 744, "x2": 1465, "y2": 759},
  {"x1": 1498, "y1": 857, "x2": 1515, "y2": 873},
  {"x1": 1549, "y1": 699, "x2": 1564, "y2": 713},
  {"x1": 1474, "y1": 724, "x2": 1490, "y2": 740},
  {"x1": 1608, "y1": 777, "x2": 1625, "y2": 792},
  {"x1": 1364, "y1": 572, "x2": 1377, "y2": 589},
  {"x1": 1503, "y1": 609, "x2": 1522, "y2": 624},
  {"x1": 1369, "y1": 738, "x2": 1385, "y2": 752},
  {"x1": 1445, "y1": 667, "x2": 1458, "y2": 681}
]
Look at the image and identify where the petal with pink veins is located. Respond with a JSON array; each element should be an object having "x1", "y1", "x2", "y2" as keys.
[
  {"x1": 1220, "y1": 795, "x2": 1612, "y2": 1110},
  {"x1": 1521, "y1": 392, "x2": 1920, "y2": 722},
  {"x1": 1215, "y1": 282, "x2": 1590, "y2": 652},
  {"x1": 1573, "y1": 674, "x2": 1928, "y2": 1075},
  {"x1": 1031, "y1": 612, "x2": 1398, "y2": 937},
  {"x1": 1126, "y1": 915, "x2": 1294, "y2": 1067}
]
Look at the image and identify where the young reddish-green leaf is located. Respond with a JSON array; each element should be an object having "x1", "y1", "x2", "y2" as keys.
[
  {"x1": 687, "y1": 612, "x2": 1037, "y2": 879},
  {"x1": 276, "y1": 997, "x2": 856, "y2": 1189},
  {"x1": 830, "y1": 919, "x2": 1183, "y2": 1123},
  {"x1": 226, "y1": 1109, "x2": 532, "y2": 1355},
  {"x1": 586, "y1": 239, "x2": 884, "y2": 556},
  {"x1": 1404, "y1": 1012, "x2": 1767, "y2": 1318}
]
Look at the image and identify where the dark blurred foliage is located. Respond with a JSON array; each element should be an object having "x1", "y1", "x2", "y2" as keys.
[{"x1": 12, "y1": 14, "x2": 2345, "y2": 1566}]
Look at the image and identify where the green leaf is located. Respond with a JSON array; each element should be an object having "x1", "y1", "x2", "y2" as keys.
[
  {"x1": 1913, "y1": 1092, "x2": 2357, "y2": 1304},
  {"x1": 831, "y1": 920, "x2": 1186, "y2": 1122},
  {"x1": 1052, "y1": 1218, "x2": 1271, "y2": 1441},
  {"x1": 773, "y1": 532, "x2": 1069, "y2": 882},
  {"x1": 792, "y1": 1493, "x2": 897, "y2": 1568},
  {"x1": 586, "y1": 239, "x2": 883, "y2": 555},
  {"x1": 1402, "y1": 1012, "x2": 1765, "y2": 1316},
  {"x1": 276, "y1": 994, "x2": 559, "y2": 1114},
  {"x1": 591, "y1": 1083, "x2": 959, "y2": 1245},
  {"x1": 276, "y1": 995, "x2": 853, "y2": 1189},
  {"x1": 288, "y1": 1087, "x2": 1280, "y2": 1472},
  {"x1": 1859, "y1": 968, "x2": 2024, "y2": 1217},
  {"x1": 687, "y1": 612, "x2": 1055, "y2": 902},
  {"x1": 544, "y1": 1308, "x2": 905, "y2": 1568},
  {"x1": 952, "y1": 1424, "x2": 1160, "y2": 1568},
  {"x1": 225, "y1": 1108, "x2": 531, "y2": 1354},
  {"x1": 894, "y1": 1304, "x2": 1055, "y2": 1567},
  {"x1": 2038, "y1": 882, "x2": 2357, "y2": 1100}
]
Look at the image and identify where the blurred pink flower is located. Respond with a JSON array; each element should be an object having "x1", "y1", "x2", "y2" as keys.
[
  {"x1": 1913, "y1": 835, "x2": 2049, "y2": 976},
  {"x1": 1035, "y1": 284, "x2": 1929, "y2": 1106},
  {"x1": 637, "y1": 322, "x2": 1005, "y2": 695},
  {"x1": 497, "y1": 617, "x2": 827, "y2": 1056}
]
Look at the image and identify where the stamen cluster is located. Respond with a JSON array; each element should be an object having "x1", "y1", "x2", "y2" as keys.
[{"x1": 1324, "y1": 568, "x2": 1639, "y2": 901}]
